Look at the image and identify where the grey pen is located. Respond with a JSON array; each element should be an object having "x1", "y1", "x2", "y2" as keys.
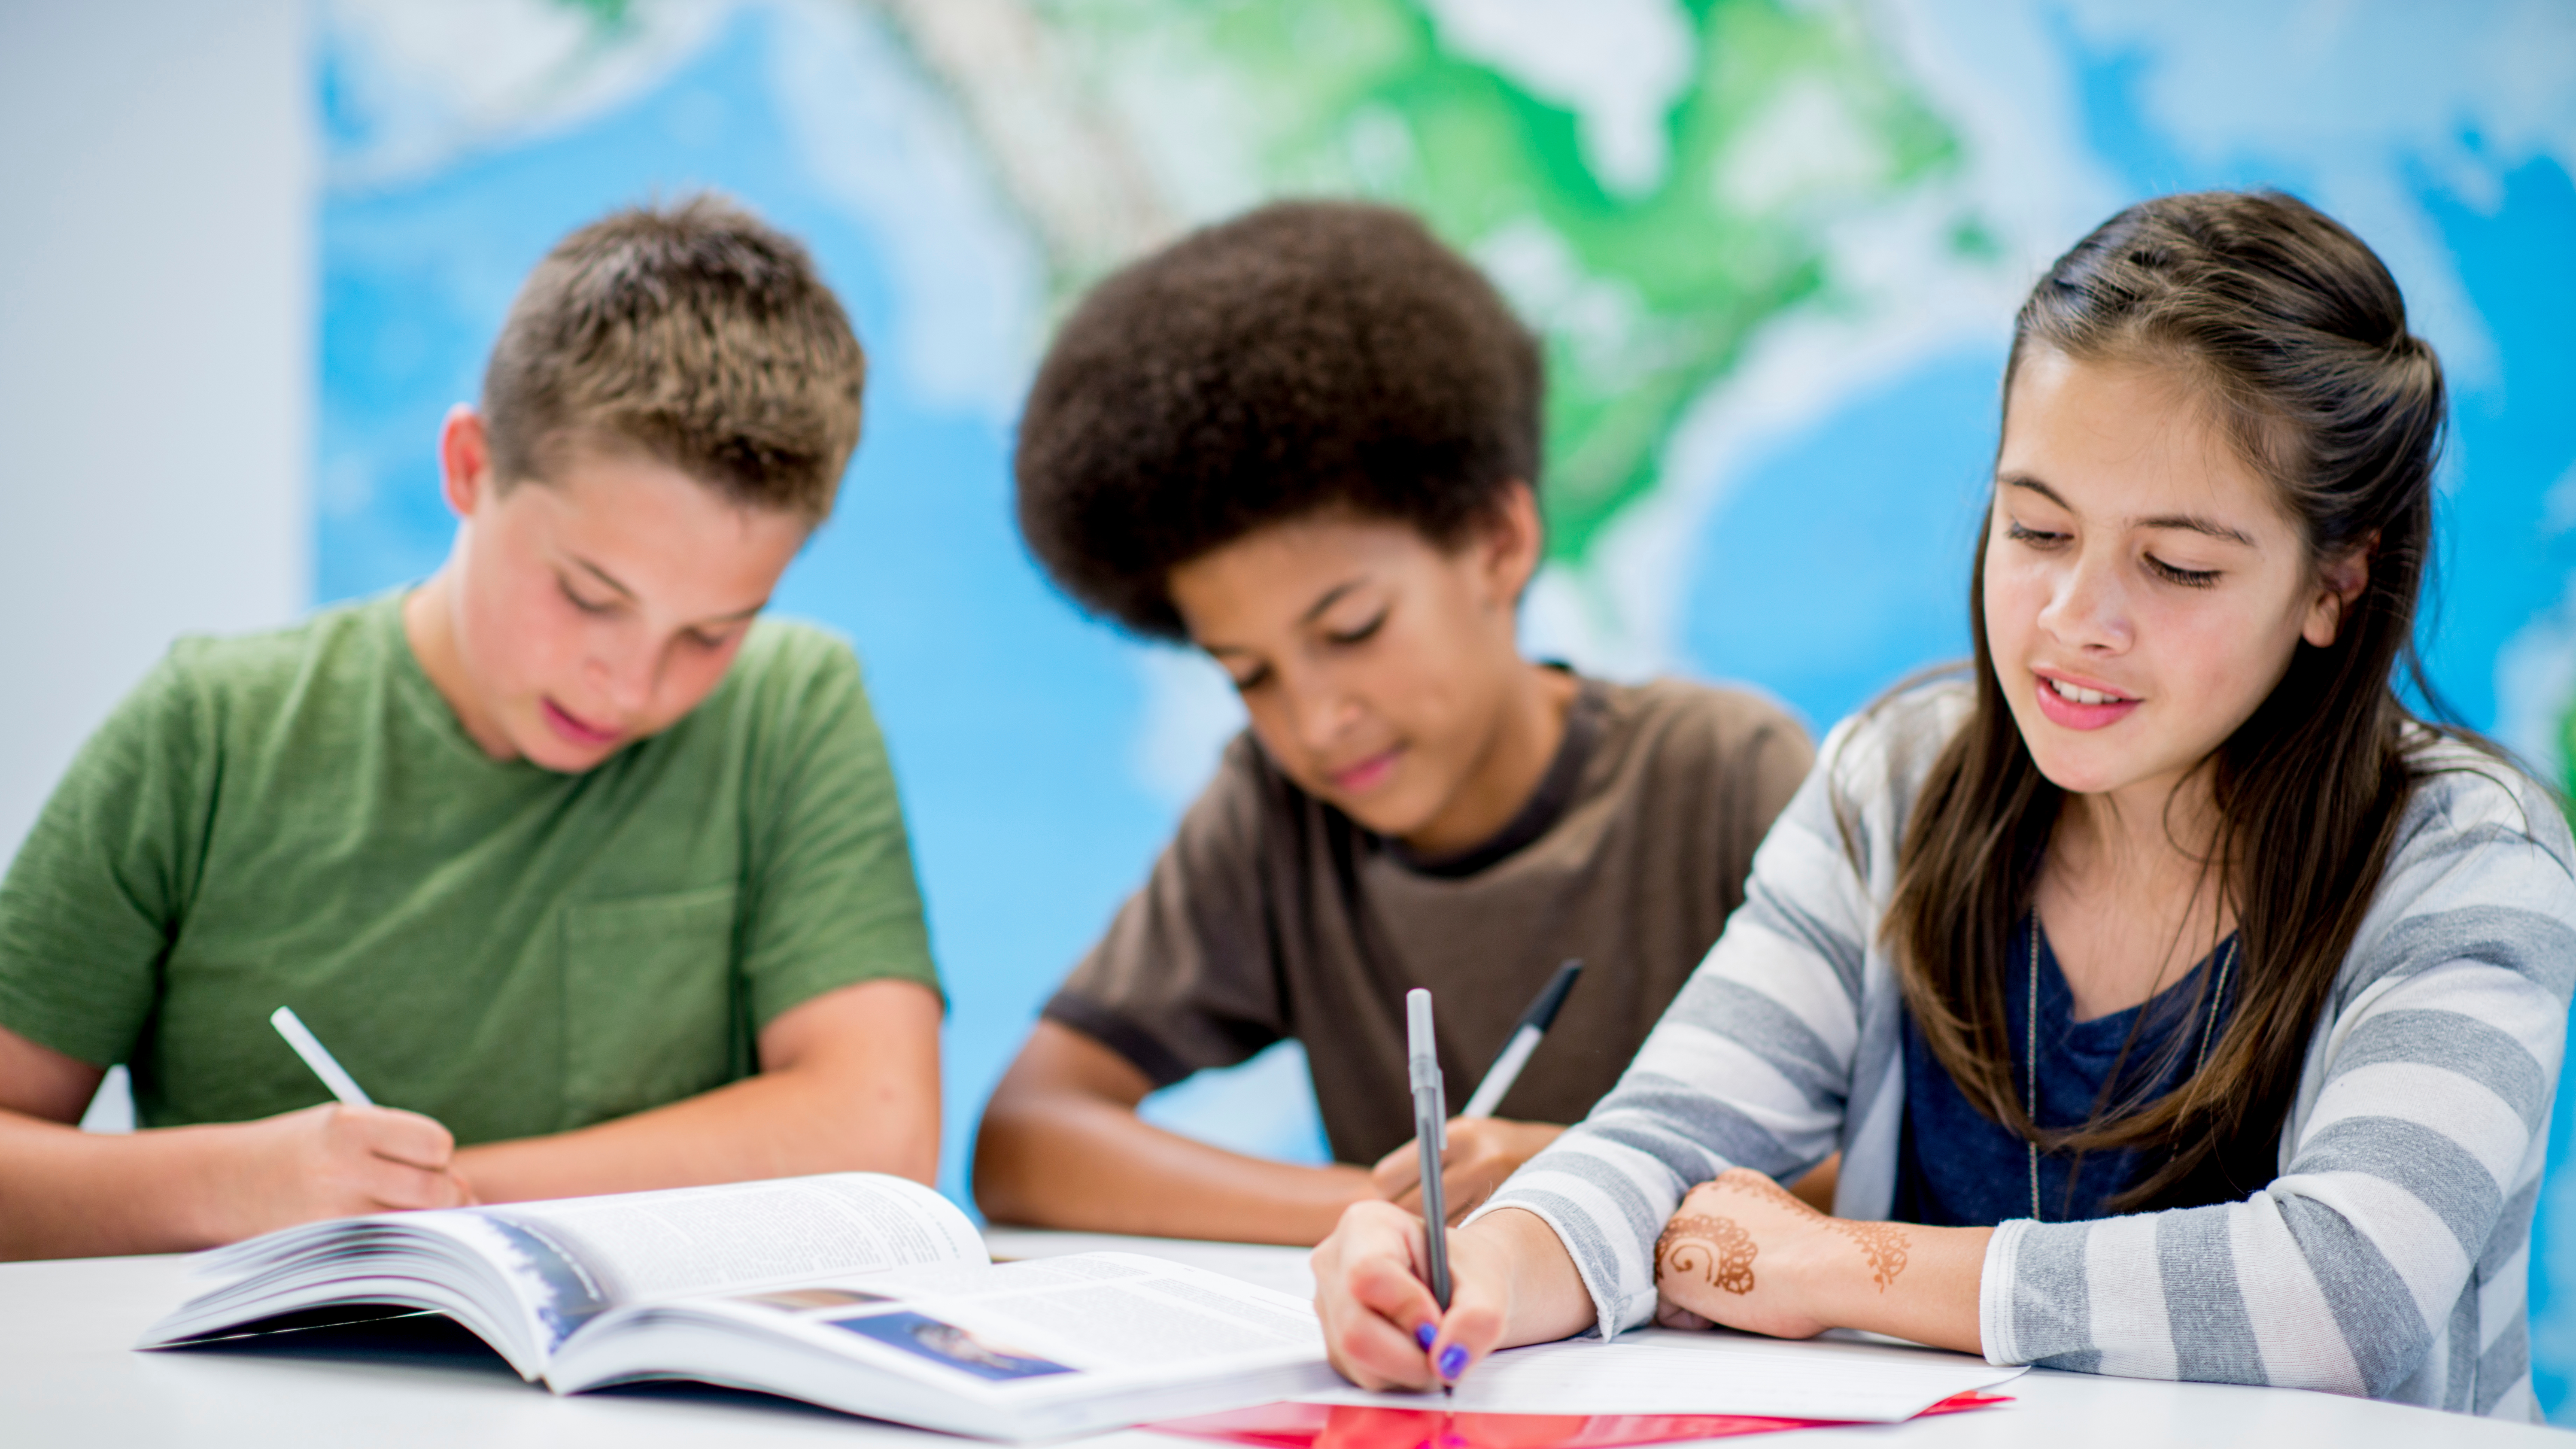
[{"x1": 1405, "y1": 988, "x2": 1455, "y2": 1394}]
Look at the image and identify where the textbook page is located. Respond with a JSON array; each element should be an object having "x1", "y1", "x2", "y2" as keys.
[
  {"x1": 836, "y1": 1252, "x2": 1326, "y2": 1381},
  {"x1": 543, "y1": 1251, "x2": 1341, "y2": 1438},
  {"x1": 141, "y1": 1172, "x2": 989, "y2": 1376},
  {"x1": 438, "y1": 1173, "x2": 984, "y2": 1348},
  {"x1": 1303, "y1": 1327, "x2": 2025, "y2": 1422}
]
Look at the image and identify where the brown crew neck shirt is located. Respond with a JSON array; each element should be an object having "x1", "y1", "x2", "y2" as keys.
[{"x1": 1042, "y1": 675, "x2": 1814, "y2": 1165}]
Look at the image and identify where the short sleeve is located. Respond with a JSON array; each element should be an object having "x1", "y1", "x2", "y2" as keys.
[
  {"x1": 0, "y1": 650, "x2": 214, "y2": 1067},
  {"x1": 1735, "y1": 699, "x2": 1817, "y2": 849},
  {"x1": 1042, "y1": 735, "x2": 1285, "y2": 1088},
  {"x1": 732, "y1": 632, "x2": 941, "y2": 1032}
]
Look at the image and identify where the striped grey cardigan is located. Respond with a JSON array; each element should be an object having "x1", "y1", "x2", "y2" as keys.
[{"x1": 1477, "y1": 683, "x2": 2576, "y2": 1419}]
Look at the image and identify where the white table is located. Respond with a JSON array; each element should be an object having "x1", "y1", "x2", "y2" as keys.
[{"x1": 0, "y1": 1229, "x2": 2554, "y2": 1446}]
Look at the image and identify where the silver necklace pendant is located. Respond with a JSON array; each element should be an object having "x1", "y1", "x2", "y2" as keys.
[{"x1": 2027, "y1": 911, "x2": 2042, "y2": 1223}]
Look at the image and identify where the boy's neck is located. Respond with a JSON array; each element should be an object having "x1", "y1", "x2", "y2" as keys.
[
  {"x1": 401, "y1": 572, "x2": 518, "y2": 761},
  {"x1": 1398, "y1": 661, "x2": 1581, "y2": 859}
]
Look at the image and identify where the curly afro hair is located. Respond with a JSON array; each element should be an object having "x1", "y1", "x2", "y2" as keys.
[{"x1": 1015, "y1": 200, "x2": 1544, "y2": 640}]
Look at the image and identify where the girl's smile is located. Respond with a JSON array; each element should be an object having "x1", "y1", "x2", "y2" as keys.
[{"x1": 2030, "y1": 668, "x2": 2140, "y2": 731}]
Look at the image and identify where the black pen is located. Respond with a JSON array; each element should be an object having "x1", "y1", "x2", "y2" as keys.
[{"x1": 1458, "y1": 959, "x2": 1584, "y2": 1120}]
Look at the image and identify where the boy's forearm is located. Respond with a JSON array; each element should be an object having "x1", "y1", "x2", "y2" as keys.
[
  {"x1": 0, "y1": 1111, "x2": 228, "y2": 1259},
  {"x1": 975, "y1": 1095, "x2": 1374, "y2": 1245},
  {"x1": 454, "y1": 1058, "x2": 938, "y2": 1202},
  {"x1": 458, "y1": 977, "x2": 942, "y2": 1203}
]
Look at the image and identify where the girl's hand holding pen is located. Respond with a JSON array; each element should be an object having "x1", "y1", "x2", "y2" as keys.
[
  {"x1": 1324, "y1": 985, "x2": 1592, "y2": 1392},
  {"x1": 1309, "y1": 1200, "x2": 1593, "y2": 1392},
  {"x1": 1311, "y1": 1199, "x2": 1503, "y2": 1391}
]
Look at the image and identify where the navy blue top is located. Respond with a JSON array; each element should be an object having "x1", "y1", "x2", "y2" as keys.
[{"x1": 1893, "y1": 917, "x2": 2239, "y2": 1226}]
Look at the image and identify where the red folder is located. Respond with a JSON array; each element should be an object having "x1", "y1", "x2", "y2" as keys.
[{"x1": 1148, "y1": 1391, "x2": 2009, "y2": 1449}]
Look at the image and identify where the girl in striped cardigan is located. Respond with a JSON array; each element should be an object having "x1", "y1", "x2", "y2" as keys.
[{"x1": 1310, "y1": 190, "x2": 2576, "y2": 1419}]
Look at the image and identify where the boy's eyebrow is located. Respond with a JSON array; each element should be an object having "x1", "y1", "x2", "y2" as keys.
[
  {"x1": 2000, "y1": 474, "x2": 2255, "y2": 546},
  {"x1": 1299, "y1": 579, "x2": 1367, "y2": 625},
  {"x1": 572, "y1": 555, "x2": 769, "y2": 624},
  {"x1": 1196, "y1": 577, "x2": 1373, "y2": 655},
  {"x1": 571, "y1": 556, "x2": 638, "y2": 599}
]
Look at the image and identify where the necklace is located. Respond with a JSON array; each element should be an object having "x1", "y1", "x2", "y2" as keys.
[{"x1": 2024, "y1": 911, "x2": 2240, "y2": 1222}]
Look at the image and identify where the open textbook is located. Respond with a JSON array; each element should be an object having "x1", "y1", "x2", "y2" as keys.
[{"x1": 138, "y1": 1173, "x2": 1338, "y2": 1440}]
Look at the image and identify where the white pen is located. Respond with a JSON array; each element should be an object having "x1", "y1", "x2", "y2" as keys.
[
  {"x1": 270, "y1": 1006, "x2": 375, "y2": 1107},
  {"x1": 1458, "y1": 959, "x2": 1584, "y2": 1120}
]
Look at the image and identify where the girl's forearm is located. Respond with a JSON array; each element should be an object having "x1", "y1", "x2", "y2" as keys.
[
  {"x1": 1473, "y1": 1206, "x2": 1603, "y2": 1348},
  {"x1": 1797, "y1": 1218, "x2": 1990, "y2": 1354}
]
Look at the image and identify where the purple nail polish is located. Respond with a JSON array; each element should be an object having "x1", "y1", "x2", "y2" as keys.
[
  {"x1": 1438, "y1": 1344, "x2": 1469, "y2": 1379},
  {"x1": 1414, "y1": 1322, "x2": 1437, "y2": 1350}
]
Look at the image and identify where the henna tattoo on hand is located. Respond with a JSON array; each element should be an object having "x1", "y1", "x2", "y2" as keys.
[
  {"x1": 1686, "y1": 1171, "x2": 1910, "y2": 1294},
  {"x1": 1829, "y1": 1219, "x2": 1911, "y2": 1291},
  {"x1": 1654, "y1": 1213, "x2": 1758, "y2": 1295}
]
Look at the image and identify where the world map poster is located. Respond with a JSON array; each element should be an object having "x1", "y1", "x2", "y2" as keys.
[{"x1": 315, "y1": 0, "x2": 2576, "y2": 1415}]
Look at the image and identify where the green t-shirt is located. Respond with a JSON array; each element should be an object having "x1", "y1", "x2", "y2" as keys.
[{"x1": 0, "y1": 594, "x2": 939, "y2": 1143}]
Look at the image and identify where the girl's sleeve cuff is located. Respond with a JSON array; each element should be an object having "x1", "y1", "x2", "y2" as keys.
[{"x1": 1979, "y1": 1217, "x2": 2033, "y2": 1366}]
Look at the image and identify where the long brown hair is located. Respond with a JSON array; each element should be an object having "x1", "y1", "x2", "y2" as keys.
[{"x1": 1883, "y1": 191, "x2": 2451, "y2": 1211}]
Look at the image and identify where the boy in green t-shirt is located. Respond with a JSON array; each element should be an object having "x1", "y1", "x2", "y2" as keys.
[{"x1": 0, "y1": 197, "x2": 943, "y2": 1259}]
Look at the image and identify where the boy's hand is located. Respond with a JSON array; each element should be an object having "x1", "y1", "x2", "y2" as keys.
[
  {"x1": 207, "y1": 1103, "x2": 475, "y2": 1242},
  {"x1": 1368, "y1": 1118, "x2": 1564, "y2": 1222}
]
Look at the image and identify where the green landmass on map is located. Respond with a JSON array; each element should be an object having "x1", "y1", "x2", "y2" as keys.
[
  {"x1": 2560, "y1": 701, "x2": 2576, "y2": 803},
  {"x1": 1021, "y1": 0, "x2": 1976, "y2": 562},
  {"x1": 535, "y1": 0, "x2": 1981, "y2": 564}
]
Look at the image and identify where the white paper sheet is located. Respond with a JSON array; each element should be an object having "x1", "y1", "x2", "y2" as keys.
[{"x1": 1301, "y1": 1327, "x2": 2026, "y2": 1423}]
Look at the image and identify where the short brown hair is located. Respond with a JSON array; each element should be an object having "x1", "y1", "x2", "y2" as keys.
[
  {"x1": 482, "y1": 194, "x2": 865, "y2": 523},
  {"x1": 1015, "y1": 200, "x2": 1543, "y2": 639}
]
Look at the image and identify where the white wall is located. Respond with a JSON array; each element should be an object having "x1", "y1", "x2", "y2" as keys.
[{"x1": 0, "y1": 0, "x2": 313, "y2": 859}]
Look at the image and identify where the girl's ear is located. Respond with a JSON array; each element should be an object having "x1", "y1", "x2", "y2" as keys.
[
  {"x1": 2302, "y1": 533, "x2": 2376, "y2": 648},
  {"x1": 1475, "y1": 480, "x2": 1545, "y2": 611}
]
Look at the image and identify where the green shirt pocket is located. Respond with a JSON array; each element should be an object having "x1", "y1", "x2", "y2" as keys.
[{"x1": 559, "y1": 883, "x2": 741, "y2": 1128}]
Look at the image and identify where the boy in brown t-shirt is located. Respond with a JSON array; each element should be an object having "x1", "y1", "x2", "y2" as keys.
[{"x1": 973, "y1": 202, "x2": 1815, "y2": 1245}]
